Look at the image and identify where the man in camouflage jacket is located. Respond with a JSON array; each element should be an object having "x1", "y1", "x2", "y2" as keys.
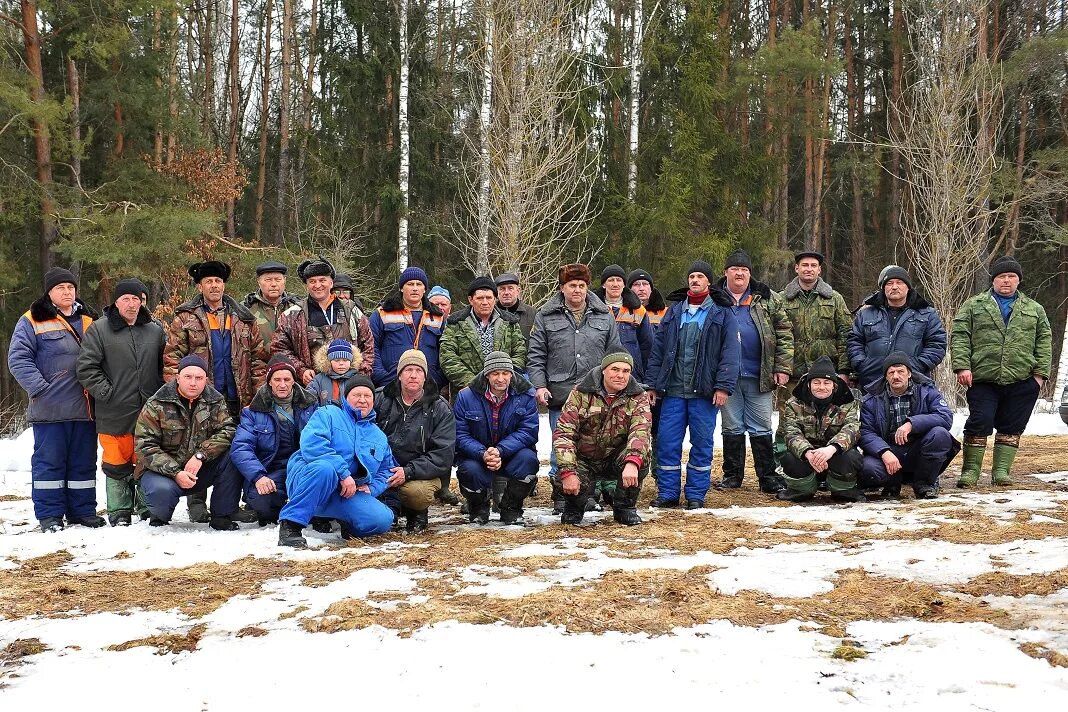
[
  {"x1": 243, "y1": 260, "x2": 299, "y2": 348},
  {"x1": 134, "y1": 355, "x2": 242, "y2": 528},
  {"x1": 778, "y1": 356, "x2": 865, "y2": 503},
  {"x1": 553, "y1": 351, "x2": 652, "y2": 526}
]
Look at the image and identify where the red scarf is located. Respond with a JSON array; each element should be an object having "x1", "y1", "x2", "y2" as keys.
[{"x1": 687, "y1": 290, "x2": 707, "y2": 306}]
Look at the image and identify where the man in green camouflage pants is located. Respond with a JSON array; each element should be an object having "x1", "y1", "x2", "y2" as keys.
[
  {"x1": 553, "y1": 351, "x2": 652, "y2": 526},
  {"x1": 777, "y1": 356, "x2": 865, "y2": 503}
]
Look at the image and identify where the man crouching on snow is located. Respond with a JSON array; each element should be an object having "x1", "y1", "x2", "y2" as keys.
[{"x1": 553, "y1": 351, "x2": 652, "y2": 526}]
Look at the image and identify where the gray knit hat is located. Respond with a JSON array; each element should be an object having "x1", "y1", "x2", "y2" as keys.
[{"x1": 481, "y1": 351, "x2": 514, "y2": 376}]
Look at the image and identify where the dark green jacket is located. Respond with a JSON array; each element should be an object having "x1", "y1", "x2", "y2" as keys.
[
  {"x1": 438, "y1": 307, "x2": 527, "y2": 392},
  {"x1": 951, "y1": 289, "x2": 1052, "y2": 384},
  {"x1": 781, "y1": 277, "x2": 852, "y2": 376},
  {"x1": 76, "y1": 304, "x2": 166, "y2": 435},
  {"x1": 717, "y1": 278, "x2": 794, "y2": 392}
]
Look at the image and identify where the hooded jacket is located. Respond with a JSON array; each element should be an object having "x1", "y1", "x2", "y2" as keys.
[
  {"x1": 285, "y1": 398, "x2": 394, "y2": 497},
  {"x1": 273, "y1": 296, "x2": 374, "y2": 380},
  {"x1": 230, "y1": 383, "x2": 319, "y2": 483},
  {"x1": 847, "y1": 289, "x2": 947, "y2": 389},
  {"x1": 527, "y1": 291, "x2": 624, "y2": 408},
  {"x1": 715, "y1": 277, "x2": 794, "y2": 393},
  {"x1": 9, "y1": 295, "x2": 98, "y2": 423},
  {"x1": 369, "y1": 291, "x2": 446, "y2": 387},
  {"x1": 594, "y1": 286, "x2": 654, "y2": 381},
  {"x1": 163, "y1": 293, "x2": 268, "y2": 406},
  {"x1": 782, "y1": 371, "x2": 860, "y2": 460},
  {"x1": 645, "y1": 286, "x2": 739, "y2": 399},
  {"x1": 438, "y1": 306, "x2": 527, "y2": 392},
  {"x1": 858, "y1": 373, "x2": 959, "y2": 470},
  {"x1": 77, "y1": 303, "x2": 165, "y2": 434},
  {"x1": 453, "y1": 371, "x2": 539, "y2": 461},
  {"x1": 374, "y1": 378, "x2": 456, "y2": 481},
  {"x1": 134, "y1": 381, "x2": 236, "y2": 478}
]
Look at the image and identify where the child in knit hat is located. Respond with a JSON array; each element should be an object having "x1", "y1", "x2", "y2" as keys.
[{"x1": 309, "y1": 339, "x2": 358, "y2": 406}]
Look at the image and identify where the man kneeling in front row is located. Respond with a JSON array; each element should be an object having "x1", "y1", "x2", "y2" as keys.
[
  {"x1": 858, "y1": 352, "x2": 959, "y2": 499},
  {"x1": 553, "y1": 351, "x2": 652, "y2": 525}
]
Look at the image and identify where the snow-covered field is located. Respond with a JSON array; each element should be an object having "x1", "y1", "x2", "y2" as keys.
[{"x1": 2, "y1": 415, "x2": 1067, "y2": 709}]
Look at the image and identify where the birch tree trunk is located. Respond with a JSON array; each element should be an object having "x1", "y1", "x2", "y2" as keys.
[
  {"x1": 627, "y1": 0, "x2": 642, "y2": 202},
  {"x1": 477, "y1": 1, "x2": 494, "y2": 274},
  {"x1": 398, "y1": 0, "x2": 411, "y2": 270}
]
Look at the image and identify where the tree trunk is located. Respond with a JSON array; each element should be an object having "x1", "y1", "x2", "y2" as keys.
[
  {"x1": 254, "y1": 0, "x2": 274, "y2": 244},
  {"x1": 276, "y1": 0, "x2": 293, "y2": 244},
  {"x1": 627, "y1": 0, "x2": 642, "y2": 202},
  {"x1": 888, "y1": 0, "x2": 904, "y2": 259},
  {"x1": 398, "y1": 0, "x2": 411, "y2": 269},
  {"x1": 298, "y1": 0, "x2": 319, "y2": 212},
  {"x1": 845, "y1": 0, "x2": 864, "y2": 305},
  {"x1": 226, "y1": 0, "x2": 240, "y2": 237},
  {"x1": 21, "y1": 0, "x2": 57, "y2": 273},
  {"x1": 152, "y1": 8, "x2": 163, "y2": 163},
  {"x1": 67, "y1": 56, "x2": 81, "y2": 186},
  {"x1": 477, "y1": 1, "x2": 493, "y2": 274},
  {"x1": 167, "y1": 6, "x2": 178, "y2": 164}
]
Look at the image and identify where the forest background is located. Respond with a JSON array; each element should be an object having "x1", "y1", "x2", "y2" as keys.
[{"x1": 1, "y1": 0, "x2": 1066, "y2": 419}]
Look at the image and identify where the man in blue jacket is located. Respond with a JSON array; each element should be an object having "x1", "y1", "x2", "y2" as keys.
[
  {"x1": 645, "y1": 261, "x2": 740, "y2": 509},
  {"x1": 847, "y1": 265, "x2": 947, "y2": 391},
  {"x1": 230, "y1": 357, "x2": 318, "y2": 525},
  {"x1": 858, "y1": 352, "x2": 959, "y2": 499},
  {"x1": 277, "y1": 374, "x2": 396, "y2": 546},
  {"x1": 454, "y1": 351, "x2": 540, "y2": 525}
]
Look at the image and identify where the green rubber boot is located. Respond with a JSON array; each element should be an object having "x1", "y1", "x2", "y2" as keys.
[
  {"x1": 956, "y1": 438, "x2": 986, "y2": 488},
  {"x1": 991, "y1": 442, "x2": 1018, "y2": 486}
]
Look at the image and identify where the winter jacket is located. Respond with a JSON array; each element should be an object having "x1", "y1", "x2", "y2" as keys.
[
  {"x1": 273, "y1": 296, "x2": 374, "y2": 379},
  {"x1": 134, "y1": 381, "x2": 236, "y2": 478},
  {"x1": 645, "y1": 287, "x2": 739, "y2": 399},
  {"x1": 439, "y1": 306, "x2": 527, "y2": 392},
  {"x1": 780, "y1": 277, "x2": 852, "y2": 376},
  {"x1": 163, "y1": 294, "x2": 268, "y2": 406},
  {"x1": 553, "y1": 366, "x2": 652, "y2": 474},
  {"x1": 716, "y1": 277, "x2": 794, "y2": 393},
  {"x1": 374, "y1": 379, "x2": 456, "y2": 481},
  {"x1": 230, "y1": 383, "x2": 318, "y2": 483},
  {"x1": 527, "y1": 291, "x2": 624, "y2": 408},
  {"x1": 243, "y1": 290, "x2": 300, "y2": 347},
  {"x1": 643, "y1": 288, "x2": 669, "y2": 332},
  {"x1": 594, "y1": 287, "x2": 654, "y2": 381},
  {"x1": 286, "y1": 399, "x2": 394, "y2": 498},
  {"x1": 847, "y1": 290, "x2": 948, "y2": 389},
  {"x1": 308, "y1": 369, "x2": 357, "y2": 407},
  {"x1": 500, "y1": 300, "x2": 537, "y2": 340},
  {"x1": 454, "y1": 372, "x2": 539, "y2": 461},
  {"x1": 8, "y1": 296, "x2": 98, "y2": 423},
  {"x1": 76, "y1": 304, "x2": 165, "y2": 435},
  {"x1": 369, "y1": 292, "x2": 446, "y2": 387},
  {"x1": 782, "y1": 375, "x2": 860, "y2": 460},
  {"x1": 951, "y1": 289, "x2": 1052, "y2": 385},
  {"x1": 858, "y1": 373, "x2": 959, "y2": 469}
]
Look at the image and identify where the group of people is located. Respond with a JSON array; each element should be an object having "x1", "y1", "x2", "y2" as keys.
[{"x1": 7, "y1": 249, "x2": 1052, "y2": 543}]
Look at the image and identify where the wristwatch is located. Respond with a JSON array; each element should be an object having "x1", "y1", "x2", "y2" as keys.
[{"x1": 194, "y1": 452, "x2": 206, "y2": 462}]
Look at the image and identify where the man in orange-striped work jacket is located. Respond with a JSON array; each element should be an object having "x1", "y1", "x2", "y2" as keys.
[
  {"x1": 595, "y1": 265, "x2": 653, "y2": 382},
  {"x1": 8, "y1": 267, "x2": 105, "y2": 532},
  {"x1": 627, "y1": 268, "x2": 669, "y2": 334},
  {"x1": 369, "y1": 266, "x2": 447, "y2": 389}
]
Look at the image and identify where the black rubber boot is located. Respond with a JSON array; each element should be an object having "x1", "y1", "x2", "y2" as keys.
[
  {"x1": 186, "y1": 491, "x2": 210, "y2": 523},
  {"x1": 776, "y1": 489, "x2": 814, "y2": 503},
  {"x1": 110, "y1": 512, "x2": 132, "y2": 527},
  {"x1": 499, "y1": 479, "x2": 535, "y2": 525},
  {"x1": 405, "y1": 508, "x2": 429, "y2": 534},
  {"x1": 830, "y1": 488, "x2": 866, "y2": 503},
  {"x1": 491, "y1": 475, "x2": 507, "y2": 513},
  {"x1": 751, "y1": 435, "x2": 785, "y2": 494},
  {"x1": 435, "y1": 473, "x2": 460, "y2": 506},
  {"x1": 551, "y1": 478, "x2": 566, "y2": 515},
  {"x1": 209, "y1": 515, "x2": 239, "y2": 531},
  {"x1": 232, "y1": 507, "x2": 260, "y2": 524},
  {"x1": 278, "y1": 519, "x2": 307, "y2": 548},
  {"x1": 684, "y1": 499, "x2": 704, "y2": 510},
  {"x1": 67, "y1": 514, "x2": 106, "y2": 528},
  {"x1": 881, "y1": 483, "x2": 902, "y2": 498},
  {"x1": 612, "y1": 486, "x2": 642, "y2": 526},
  {"x1": 651, "y1": 497, "x2": 680, "y2": 508},
  {"x1": 912, "y1": 455, "x2": 943, "y2": 500},
  {"x1": 464, "y1": 490, "x2": 491, "y2": 525},
  {"x1": 720, "y1": 433, "x2": 747, "y2": 488},
  {"x1": 39, "y1": 517, "x2": 64, "y2": 532},
  {"x1": 560, "y1": 497, "x2": 585, "y2": 525},
  {"x1": 310, "y1": 517, "x2": 333, "y2": 533}
]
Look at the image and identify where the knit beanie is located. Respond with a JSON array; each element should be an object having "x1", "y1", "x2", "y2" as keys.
[
  {"x1": 882, "y1": 351, "x2": 913, "y2": 375},
  {"x1": 806, "y1": 356, "x2": 837, "y2": 381},
  {"x1": 266, "y1": 355, "x2": 298, "y2": 381},
  {"x1": 688, "y1": 261, "x2": 714, "y2": 282},
  {"x1": 990, "y1": 255, "x2": 1023, "y2": 282},
  {"x1": 558, "y1": 263, "x2": 592, "y2": 285},
  {"x1": 723, "y1": 250, "x2": 753, "y2": 271},
  {"x1": 178, "y1": 354, "x2": 209, "y2": 374},
  {"x1": 297, "y1": 257, "x2": 335, "y2": 282},
  {"x1": 397, "y1": 348, "x2": 428, "y2": 375},
  {"x1": 626, "y1": 269, "x2": 654, "y2": 289},
  {"x1": 878, "y1": 265, "x2": 913, "y2": 290},
  {"x1": 44, "y1": 267, "x2": 78, "y2": 293},
  {"x1": 601, "y1": 351, "x2": 634, "y2": 370},
  {"x1": 468, "y1": 276, "x2": 498, "y2": 297},
  {"x1": 112, "y1": 278, "x2": 148, "y2": 304},
  {"x1": 399, "y1": 266, "x2": 429, "y2": 288},
  {"x1": 188, "y1": 261, "x2": 231, "y2": 283},
  {"x1": 481, "y1": 350, "x2": 514, "y2": 376},
  {"x1": 428, "y1": 285, "x2": 451, "y2": 301},
  {"x1": 327, "y1": 339, "x2": 354, "y2": 361},
  {"x1": 600, "y1": 264, "x2": 626, "y2": 284},
  {"x1": 343, "y1": 374, "x2": 376, "y2": 398}
]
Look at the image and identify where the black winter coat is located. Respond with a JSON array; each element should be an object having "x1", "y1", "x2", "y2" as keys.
[{"x1": 374, "y1": 379, "x2": 456, "y2": 481}]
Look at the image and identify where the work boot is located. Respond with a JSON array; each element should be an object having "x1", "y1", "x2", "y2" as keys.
[
  {"x1": 310, "y1": 517, "x2": 333, "y2": 533},
  {"x1": 232, "y1": 507, "x2": 260, "y2": 524},
  {"x1": 148, "y1": 517, "x2": 169, "y2": 527},
  {"x1": 720, "y1": 433, "x2": 747, "y2": 488},
  {"x1": 777, "y1": 489, "x2": 814, "y2": 503},
  {"x1": 612, "y1": 486, "x2": 642, "y2": 526},
  {"x1": 209, "y1": 515, "x2": 239, "y2": 531},
  {"x1": 67, "y1": 514, "x2": 106, "y2": 528},
  {"x1": 991, "y1": 436, "x2": 1019, "y2": 485},
  {"x1": 186, "y1": 491, "x2": 209, "y2": 523},
  {"x1": 436, "y1": 487, "x2": 460, "y2": 506},
  {"x1": 110, "y1": 512, "x2": 132, "y2": 527},
  {"x1": 550, "y1": 478, "x2": 566, "y2": 515},
  {"x1": 491, "y1": 475, "x2": 507, "y2": 513},
  {"x1": 39, "y1": 517, "x2": 64, "y2": 533},
  {"x1": 751, "y1": 435, "x2": 786, "y2": 494},
  {"x1": 913, "y1": 486, "x2": 938, "y2": 499},
  {"x1": 560, "y1": 498, "x2": 585, "y2": 525},
  {"x1": 278, "y1": 519, "x2": 307, "y2": 548},
  {"x1": 831, "y1": 488, "x2": 866, "y2": 503},
  {"x1": 881, "y1": 484, "x2": 901, "y2": 499},
  {"x1": 405, "y1": 508, "x2": 429, "y2": 534},
  {"x1": 957, "y1": 437, "x2": 987, "y2": 488},
  {"x1": 464, "y1": 490, "x2": 491, "y2": 525},
  {"x1": 651, "y1": 497, "x2": 679, "y2": 508},
  {"x1": 684, "y1": 499, "x2": 704, "y2": 510},
  {"x1": 498, "y1": 479, "x2": 535, "y2": 525}
]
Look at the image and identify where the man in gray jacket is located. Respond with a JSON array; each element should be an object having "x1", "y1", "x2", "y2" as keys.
[
  {"x1": 527, "y1": 263, "x2": 623, "y2": 512},
  {"x1": 77, "y1": 278, "x2": 166, "y2": 526}
]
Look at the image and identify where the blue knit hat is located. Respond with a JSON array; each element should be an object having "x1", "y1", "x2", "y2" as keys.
[
  {"x1": 327, "y1": 339, "x2": 353, "y2": 361},
  {"x1": 428, "y1": 285, "x2": 451, "y2": 301},
  {"x1": 399, "y1": 266, "x2": 429, "y2": 288},
  {"x1": 178, "y1": 354, "x2": 209, "y2": 374}
]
